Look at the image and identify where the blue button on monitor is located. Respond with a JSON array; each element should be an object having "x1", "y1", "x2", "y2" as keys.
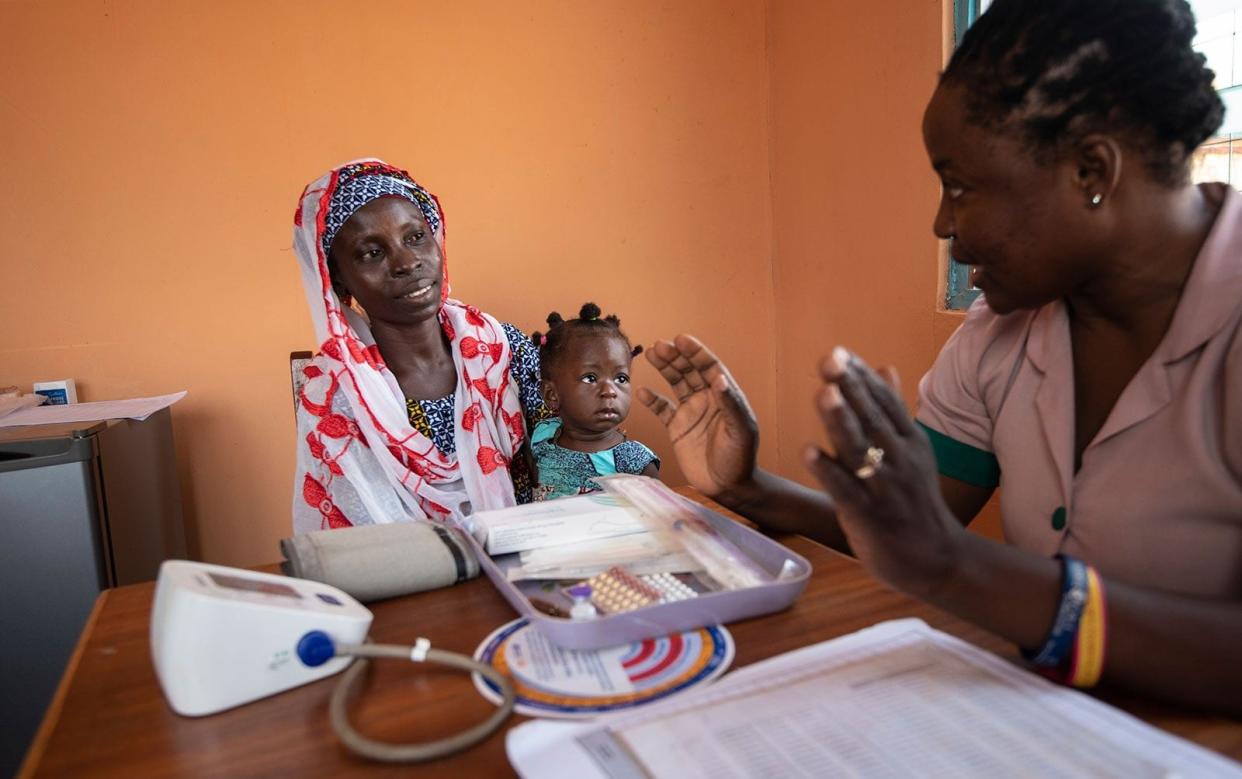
[{"x1": 296, "y1": 630, "x2": 336, "y2": 667}]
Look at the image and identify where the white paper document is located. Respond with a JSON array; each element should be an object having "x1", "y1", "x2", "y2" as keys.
[
  {"x1": 474, "y1": 494, "x2": 650, "y2": 555},
  {"x1": 0, "y1": 391, "x2": 187, "y2": 428},
  {"x1": 506, "y1": 619, "x2": 1242, "y2": 778},
  {"x1": 507, "y1": 532, "x2": 699, "y2": 582},
  {"x1": 0, "y1": 393, "x2": 45, "y2": 419}
]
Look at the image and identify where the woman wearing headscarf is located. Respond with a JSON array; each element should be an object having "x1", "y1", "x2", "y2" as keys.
[
  {"x1": 291, "y1": 159, "x2": 545, "y2": 532},
  {"x1": 640, "y1": 0, "x2": 1242, "y2": 712}
]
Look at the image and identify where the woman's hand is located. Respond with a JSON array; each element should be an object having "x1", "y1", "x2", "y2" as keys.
[
  {"x1": 804, "y1": 347, "x2": 965, "y2": 596},
  {"x1": 637, "y1": 335, "x2": 759, "y2": 503}
]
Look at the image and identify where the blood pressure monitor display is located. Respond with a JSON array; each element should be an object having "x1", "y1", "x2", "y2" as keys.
[{"x1": 208, "y1": 572, "x2": 303, "y2": 599}]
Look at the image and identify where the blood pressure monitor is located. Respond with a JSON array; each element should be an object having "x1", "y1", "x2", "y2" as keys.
[{"x1": 150, "y1": 560, "x2": 372, "y2": 716}]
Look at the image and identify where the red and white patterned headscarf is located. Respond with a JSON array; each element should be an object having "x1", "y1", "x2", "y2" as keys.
[{"x1": 291, "y1": 159, "x2": 526, "y2": 532}]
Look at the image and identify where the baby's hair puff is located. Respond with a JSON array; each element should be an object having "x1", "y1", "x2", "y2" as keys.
[{"x1": 531, "y1": 302, "x2": 643, "y2": 379}]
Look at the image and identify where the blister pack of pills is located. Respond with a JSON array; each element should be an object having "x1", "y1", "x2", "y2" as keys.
[
  {"x1": 639, "y1": 572, "x2": 699, "y2": 603},
  {"x1": 568, "y1": 567, "x2": 701, "y2": 615}
]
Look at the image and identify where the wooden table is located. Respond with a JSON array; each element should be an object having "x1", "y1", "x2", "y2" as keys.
[{"x1": 20, "y1": 496, "x2": 1242, "y2": 778}]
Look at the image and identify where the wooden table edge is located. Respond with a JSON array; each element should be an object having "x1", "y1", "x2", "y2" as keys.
[{"x1": 18, "y1": 588, "x2": 111, "y2": 779}]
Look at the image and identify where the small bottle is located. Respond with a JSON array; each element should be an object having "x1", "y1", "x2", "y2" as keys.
[{"x1": 567, "y1": 584, "x2": 597, "y2": 620}]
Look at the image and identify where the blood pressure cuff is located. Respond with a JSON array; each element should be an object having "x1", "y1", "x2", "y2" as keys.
[{"x1": 279, "y1": 522, "x2": 480, "y2": 603}]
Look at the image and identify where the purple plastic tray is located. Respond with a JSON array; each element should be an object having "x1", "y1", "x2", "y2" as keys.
[{"x1": 465, "y1": 495, "x2": 812, "y2": 650}]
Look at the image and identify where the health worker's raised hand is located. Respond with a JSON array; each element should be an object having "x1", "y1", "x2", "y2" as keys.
[
  {"x1": 637, "y1": 335, "x2": 759, "y2": 501},
  {"x1": 804, "y1": 348, "x2": 964, "y2": 596}
]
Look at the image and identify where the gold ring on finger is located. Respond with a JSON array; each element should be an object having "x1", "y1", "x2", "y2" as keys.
[{"x1": 854, "y1": 446, "x2": 885, "y2": 480}]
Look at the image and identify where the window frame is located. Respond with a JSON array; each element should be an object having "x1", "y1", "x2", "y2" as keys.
[
  {"x1": 944, "y1": 0, "x2": 984, "y2": 310},
  {"x1": 1188, "y1": 1, "x2": 1242, "y2": 186}
]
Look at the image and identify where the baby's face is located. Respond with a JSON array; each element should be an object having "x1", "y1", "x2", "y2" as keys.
[{"x1": 545, "y1": 335, "x2": 633, "y2": 433}]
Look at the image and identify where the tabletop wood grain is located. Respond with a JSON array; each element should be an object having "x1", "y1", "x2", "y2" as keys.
[{"x1": 20, "y1": 493, "x2": 1242, "y2": 777}]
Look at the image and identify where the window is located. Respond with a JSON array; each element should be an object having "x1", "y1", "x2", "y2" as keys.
[
  {"x1": 1189, "y1": 0, "x2": 1242, "y2": 186},
  {"x1": 944, "y1": 0, "x2": 992, "y2": 310}
]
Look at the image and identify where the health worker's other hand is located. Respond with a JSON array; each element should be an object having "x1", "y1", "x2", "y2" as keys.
[
  {"x1": 804, "y1": 347, "x2": 964, "y2": 596},
  {"x1": 638, "y1": 335, "x2": 759, "y2": 502}
]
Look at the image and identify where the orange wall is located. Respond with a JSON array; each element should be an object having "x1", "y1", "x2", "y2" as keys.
[
  {"x1": 1, "y1": 0, "x2": 989, "y2": 566},
  {"x1": 766, "y1": 0, "x2": 1003, "y2": 540},
  {"x1": 767, "y1": 0, "x2": 945, "y2": 480},
  {"x1": 0, "y1": 0, "x2": 776, "y2": 566}
]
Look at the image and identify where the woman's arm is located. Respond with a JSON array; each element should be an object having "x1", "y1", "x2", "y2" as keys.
[
  {"x1": 637, "y1": 336, "x2": 992, "y2": 552},
  {"x1": 928, "y1": 531, "x2": 1242, "y2": 713},
  {"x1": 807, "y1": 347, "x2": 1242, "y2": 714},
  {"x1": 637, "y1": 336, "x2": 848, "y2": 546},
  {"x1": 502, "y1": 322, "x2": 551, "y2": 432},
  {"x1": 641, "y1": 334, "x2": 1242, "y2": 713}
]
